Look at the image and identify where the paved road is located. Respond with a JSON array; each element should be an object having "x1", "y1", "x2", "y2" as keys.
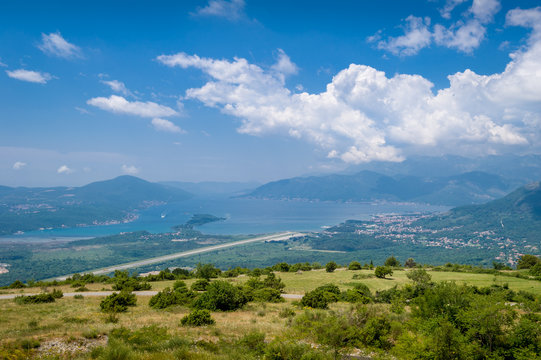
[
  {"x1": 51, "y1": 231, "x2": 304, "y2": 281},
  {"x1": 0, "y1": 291, "x2": 304, "y2": 300}
]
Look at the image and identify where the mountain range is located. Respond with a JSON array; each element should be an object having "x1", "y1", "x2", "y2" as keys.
[
  {"x1": 0, "y1": 176, "x2": 191, "y2": 236},
  {"x1": 245, "y1": 170, "x2": 515, "y2": 206},
  {"x1": 415, "y1": 180, "x2": 541, "y2": 242}
]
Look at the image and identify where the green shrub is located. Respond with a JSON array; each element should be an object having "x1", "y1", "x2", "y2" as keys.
[
  {"x1": 301, "y1": 284, "x2": 341, "y2": 309},
  {"x1": 375, "y1": 266, "x2": 393, "y2": 278},
  {"x1": 110, "y1": 325, "x2": 170, "y2": 352},
  {"x1": 51, "y1": 289, "x2": 63, "y2": 299},
  {"x1": 100, "y1": 290, "x2": 136, "y2": 313},
  {"x1": 252, "y1": 288, "x2": 284, "y2": 303},
  {"x1": 325, "y1": 261, "x2": 338, "y2": 273},
  {"x1": 301, "y1": 290, "x2": 331, "y2": 309},
  {"x1": 19, "y1": 338, "x2": 40, "y2": 350},
  {"x1": 264, "y1": 340, "x2": 330, "y2": 360},
  {"x1": 384, "y1": 256, "x2": 400, "y2": 267},
  {"x1": 263, "y1": 273, "x2": 286, "y2": 291},
  {"x1": 181, "y1": 309, "x2": 215, "y2": 326},
  {"x1": 173, "y1": 280, "x2": 188, "y2": 291},
  {"x1": 517, "y1": 254, "x2": 540, "y2": 269},
  {"x1": 91, "y1": 338, "x2": 133, "y2": 360},
  {"x1": 112, "y1": 276, "x2": 151, "y2": 291},
  {"x1": 529, "y1": 263, "x2": 541, "y2": 276},
  {"x1": 73, "y1": 294, "x2": 84, "y2": 299},
  {"x1": 8, "y1": 280, "x2": 26, "y2": 289},
  {"x1": 149, "y1": 287, "x2": 194, "y2": 309},
  {"x1": 195, "y1": 263, "x2": 221, "y2": 279},
  {"x1": 237, "y1": 331, "x2": 266, "y2": 355},
  {"x1": 192, "y1": 280, "x2": 248, "y2": 311},
  {"x1": 191, "y1": 278, "x2": 210, "y2": 291},
  {"x1": 341, "y1": 289, "x2": 371, "y2": 304},
  {"x1": 279, "y1": 307, "x2": 296, "y2": 318},
  {"x1": 14, "y1": 293, "x2": 55, "y2": 305},
  {"x1": 348, "y1": 261, "x2": 362, "y2": 270},
  {"x1": 406, "y1": 269, "x2": 432, "y2": 284}
]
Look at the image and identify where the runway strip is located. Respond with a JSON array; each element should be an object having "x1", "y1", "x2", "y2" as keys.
[{"x1": 47, "y1": 231, "x2": 304, "y2": 281}]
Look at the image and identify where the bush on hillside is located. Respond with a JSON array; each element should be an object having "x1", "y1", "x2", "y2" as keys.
[
  {"x1": 375, "y1": 266, "x2": 393, "y2": 279},
  {"x1": 149, "y1": 287, "x2": 194, "y2": 309},
  {"x1": 191, "y1": 278, "x2": 210, "y2": 291},
  {"x1": 192, "y1": 280, "x2": 248, "y2": 311},
  {"x1": 301, "y1": 285, "x2": 340, "y2": 309},
  {"x1": 384, "y1": 256, "x2": 400, "y2": 267},
  {"x1": 180, "y1": 309, "x2": 215, "y2": 326},
  {"x1": 252, "y1": 288, "x2": 284, "y2": 303},
  {"x1": 100, "y1": 290, "x2": 136, "y2": 313},
  {"x1": 325, "y1": 261, "x2": 338, "y2": 273},
  {"x1": 14, "y1": 293, "x2": 55, "y2": 305}
]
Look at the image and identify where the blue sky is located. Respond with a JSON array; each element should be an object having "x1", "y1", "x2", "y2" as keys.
[{"x1": 1, "y1": 0, "x2": 541, "y2": 186}]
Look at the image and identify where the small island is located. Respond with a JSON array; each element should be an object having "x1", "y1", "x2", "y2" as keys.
[{"x1": 173, "y1": 214, "x2": 226, "y2": 230}]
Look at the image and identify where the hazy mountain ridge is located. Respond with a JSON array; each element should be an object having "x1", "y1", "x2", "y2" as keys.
[
  {"x1": 160, "y1": 180, "x2": 260, "y2": 196},
  {"x1": 0, "y1": 176, "x2": 192, "y2": 235},
  {"x1": 246, "y1": 170, "x2": 513, "y2": 206},
  {"x1": 344, "y1": 154, "x2": 541, "y2": 181}
]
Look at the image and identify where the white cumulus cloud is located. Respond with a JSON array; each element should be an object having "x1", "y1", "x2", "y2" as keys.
[
  {"x1": 440, "y1": 0, "x2": 469, "y2": 19},
  {"x1": 101, "y1": 80, "x2": 133, "y2": 97},
  {"x1": 151, "y1": 118, "x2": 185, "y2": 133},
  {"x1": 57, "y1": 165, "x2": 73, "y2": 174},
  {"x1": 158, "y1": 23, "x2": 541, "y2": 164},
  {"x1": 13, "y1": 161, "x2": 27, "y2": 170},
  {"x1": 87, "y1": 95, "x2": 178, "y2": 118},
  {"x1": 375, "y1": 0, "x2": 501, "y2": 56},
  {"x1": 6, "y1": 69, "x2": 53, "y2": 84},
  {"x1": 376, "y1": 16, "x2": 432, "y2": 56},
  {"x1": 193, "y1": 0, "x2": 245, "y2": 21},
  {"x1": 121, "y1": 164, "x2": 139, "y2": 175},
  {"x1": 38, "y1": 32, "x2": 82, "y2": 59}
]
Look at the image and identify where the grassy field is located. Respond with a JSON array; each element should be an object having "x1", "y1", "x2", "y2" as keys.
[
  {"x1": 0, "y1": 293, "x2": 306, "y2": 359},
  {"x1": 2, "y1": 268, "x2": 540, "y2": 295},
  {"x1": 1, "y1": 268, "x2": 540, "y2": 359}
]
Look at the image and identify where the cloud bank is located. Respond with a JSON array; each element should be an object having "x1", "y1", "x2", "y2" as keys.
[
  {"x1": 87, "y1": 95, "x2": 178, "y2": 118},
  {"x1": 151, "y1": 118, "x2": 184, "y2": 133},
  {"x1": 375, "y1": 0, "x2": 502, "y2": 55},
  {"x1": 38, "y1": 32, "x2": 82, "y2": 59},
  {"x1": 157, "y1": 7, "x2": 541, "y2": 164},
  {"x1": 6, "y1": 69, "x2": 53, "y2": 84},
  {"x1": 193, "y1": 0, "x2": 245, "y2": 21}
]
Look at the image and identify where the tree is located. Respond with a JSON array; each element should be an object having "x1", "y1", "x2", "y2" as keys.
[
  {"x1": 8, "y1": 280, "x2": 26, "y2": 289},
  {"x1": 384, "y1": 256, "x2": 400, "y2": 267},
  {"x1": 195, "y1": 263, "x2": 221, "y2": 279},
  {"x1": 272, "y1": 262, "x2": 290, "y2": 272},
  {"x1": 406, "y1": 269, "x2": 432, "y2": 284},
  {"x1": 326, "y1": 261, "x2": 338, "y2": 273},
  {"x1": 529, "y1": 262, "x2": 541, "y2": 276},
  {"x1": 405, "y1": 258, "x2": 417, "y2": 268},
  {"x1": 517, "y1": 254, "x2": 540, "y2": 269},
  {"x1": 348, "y1": 261, "x2": 362, "y2": 270},
  {"x1": 375, "y1": 266, "x2": 393, "y2": 279}
]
